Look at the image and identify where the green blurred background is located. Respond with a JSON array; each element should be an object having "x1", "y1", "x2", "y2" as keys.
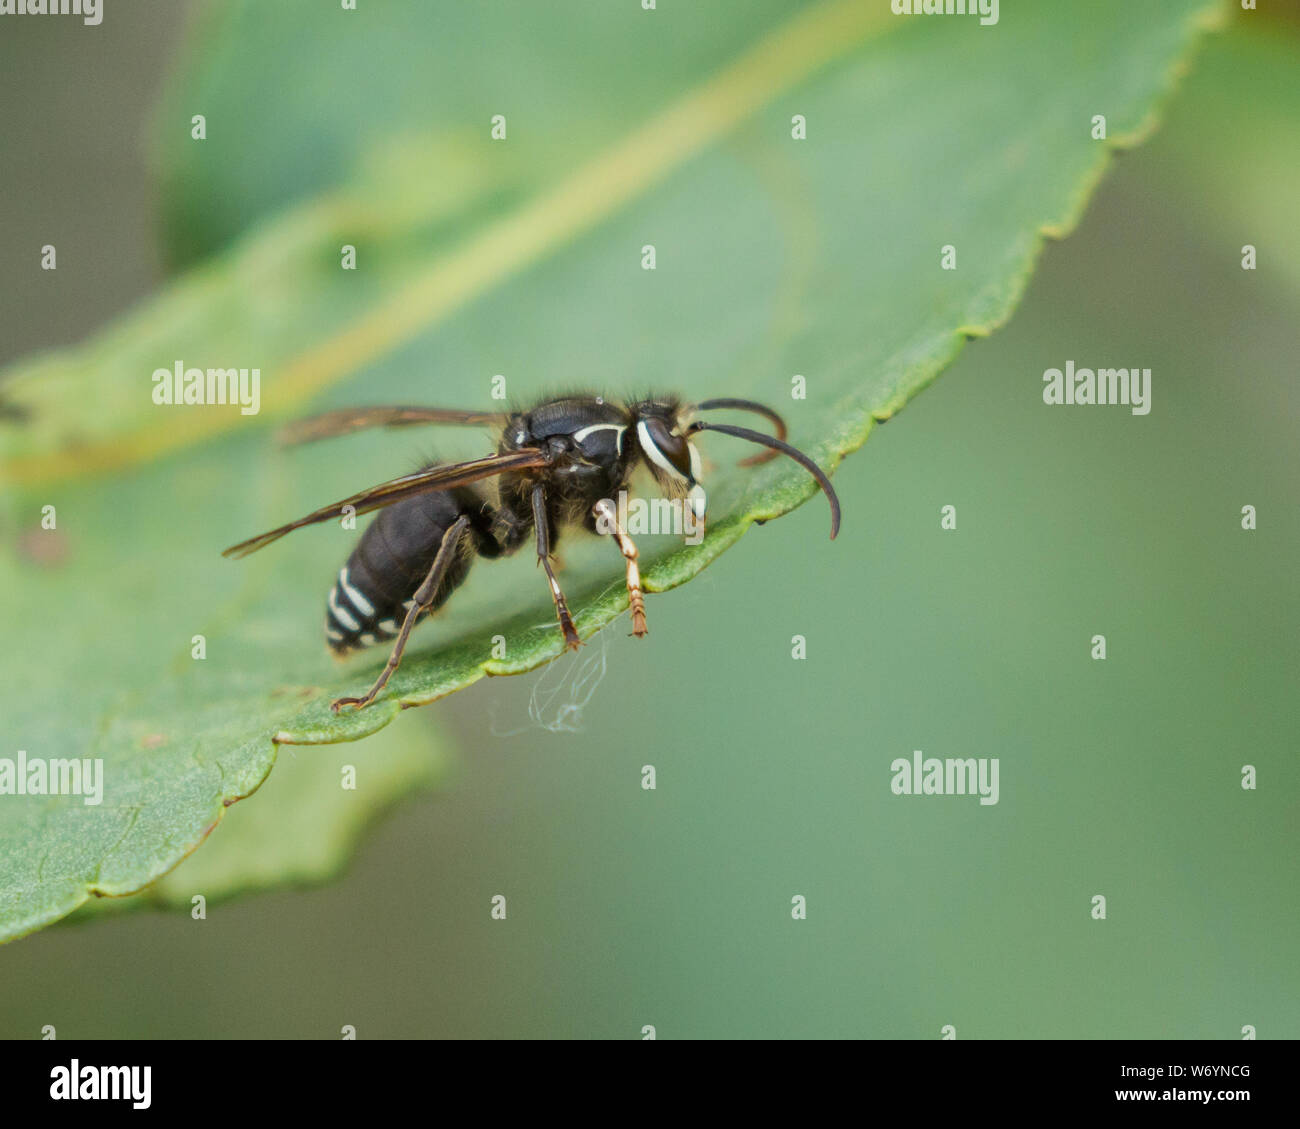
[{"x1": 0, "y1": 3, "x2": 1296, "y2": 1038}]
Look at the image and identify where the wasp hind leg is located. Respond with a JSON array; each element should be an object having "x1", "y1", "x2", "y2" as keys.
[
  {"x1": 591, "y1": 498, "x2": 647, "y2": 637},
  {"x1": 532, "y1": 484, "x2": 581, "y2": 651},
  {"x1": 331, "y1": 515, "x2": 471, "y2": 712}
]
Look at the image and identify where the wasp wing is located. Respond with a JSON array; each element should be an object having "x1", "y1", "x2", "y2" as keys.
[
  {"x1": 277, "y1": 405, "x2": 507, "y2": 447},
  {"x1": 222, "y1": 448, "x2": 548, "y2": 558}
]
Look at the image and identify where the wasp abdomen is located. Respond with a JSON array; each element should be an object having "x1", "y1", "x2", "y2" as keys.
[{"x1": 324, "y1": 480, "x2": 490, "y2": 654}]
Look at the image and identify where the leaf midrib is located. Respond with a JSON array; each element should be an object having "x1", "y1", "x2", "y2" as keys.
[{"x1": 3, "y1": 0, "x2": 893, "y2": 487}]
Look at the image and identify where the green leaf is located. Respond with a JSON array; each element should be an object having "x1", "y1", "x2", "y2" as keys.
[
  {"x1": 64, "y1": 717, "x2": 446, "y2": 922},
  {"x1": 154, "y1": 0, "x2": 840, "y2": 267},
  {"x1": 0, "y1": 0, "x2": 1225, "y2": 943}
]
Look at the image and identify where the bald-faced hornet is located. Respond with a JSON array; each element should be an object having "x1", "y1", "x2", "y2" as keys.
[{"x1": 224, "y1": 394, "x2": 839, "y2": 711}]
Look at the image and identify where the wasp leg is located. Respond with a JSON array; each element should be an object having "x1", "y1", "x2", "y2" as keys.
[
  {"x1": 591, "y1": 499, "x2": 647, "y2": 637},
  {"x1": 332, "y1": 515, "x2": 471, "y2": 712},
  {"x1": 532, "y1": 484, "x2": 581, "y2": 651}
]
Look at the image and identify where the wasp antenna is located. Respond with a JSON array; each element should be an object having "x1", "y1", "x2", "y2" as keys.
[
  {"x1": 693, "y1": 398, "x2": 787, "y2": 466},
  {"x1": 688, "y1": 421, "x2": 840, "y2": 539}
]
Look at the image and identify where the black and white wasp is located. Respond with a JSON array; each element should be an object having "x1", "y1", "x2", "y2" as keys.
[{"x1": 223, "y1": 394, "x2": 840, "y2": 711}]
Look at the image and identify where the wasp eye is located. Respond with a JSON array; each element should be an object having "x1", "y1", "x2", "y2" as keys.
[{"x1": 637, "y1": 416, "x2": 694, "y2": 483}]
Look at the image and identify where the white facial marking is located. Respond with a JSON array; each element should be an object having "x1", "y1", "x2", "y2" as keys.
[
  {"x1": 338, "y1": 567, "x2": 375, "y2": 617},
  {"x1": 325, "y1": 626, "x2": 345, "y2": 643},
  {"x1": 687, "y1": 441, "x2": 703, "y2": 484},
  {"x1": 636, "y1": 420, "x2": 688, "y2": 482},
  {"x1": 688, "y1": 484, "x2": 708, "y2": 520}
]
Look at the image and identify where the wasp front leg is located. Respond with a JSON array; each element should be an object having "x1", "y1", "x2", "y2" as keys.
[
  {"x1": 591, "y1": 498, "x2": 647, "y2": 637},
  {"x1": 532, "y1": 484, "x2": 581, "y2": 650}
]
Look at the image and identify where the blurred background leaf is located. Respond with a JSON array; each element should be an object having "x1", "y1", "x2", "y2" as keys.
[
  {"x1": 67, "y1": 718, "x2": 447, "y2": 921},
  {"x1": 155, "y1": 0, "x2": 843, "y2": 267},
  {"x1": 146, "y1": 720, "x2": 445, "y2": 903}
]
